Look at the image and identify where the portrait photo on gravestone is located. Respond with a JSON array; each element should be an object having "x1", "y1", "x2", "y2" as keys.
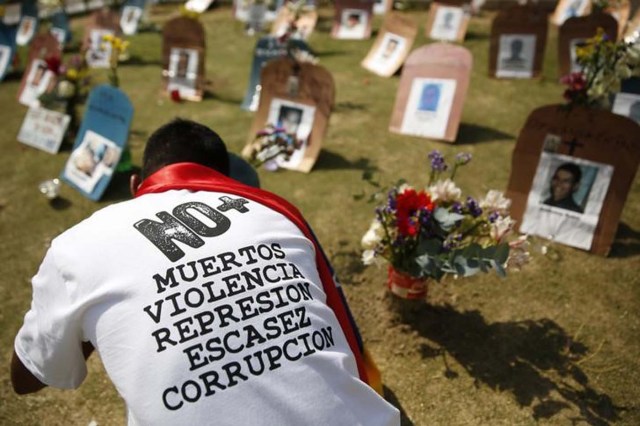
[
  {"x1": 63, "y1": 130, "x2": 121, "y2": 194},
  {"x1": 520, "y1": 149, "x2": 613, "y2": 251},
  {"x1": 337, "y1": 8, "x2": 368, "y2": 39},
  {"x1": 86, "y1": 29, "x2": 114, "y2": 68},
  {"x1": 496, "y1": 34, "x2": 536, "y2": 78},
  {"x1": 168, "y1": 47, "x2": 199, "y2": 98},
  {"x1": 430, "y1": 6, "x2": 463, "y2": 41},
  {"x1": 19, "y1": 60, "x2": 53, "y2": 107},
  {"x1": 401, "y1": 78, "x2": 456, "y2": 139},
  {"x1": 266, "y1": 98, "x2": 316, "y2": 169}
]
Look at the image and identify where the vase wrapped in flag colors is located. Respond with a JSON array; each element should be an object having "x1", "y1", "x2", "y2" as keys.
[{"x1": 361, "y1": 150, "x2": 529, "y2": 300}]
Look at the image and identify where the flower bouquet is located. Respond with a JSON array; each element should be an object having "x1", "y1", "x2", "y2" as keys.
[
  {"x1": 242, "y1": 124, "x2": 304, "y2": 171},
  {"x1": 361, "y1": 151, "x2": 528, "y2": 300}
]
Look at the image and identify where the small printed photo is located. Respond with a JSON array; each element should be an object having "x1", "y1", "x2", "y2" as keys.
[
  {"x1": 569, "y1": 38, "x2": 587, "y2": 73},
  {"x1": 86, "y1": 29, "x2": 115, "y2": 68},
  {"x1": 496, "y1": 34, "x2": 536, "y2": 78},
  {"x1": 19, "y1": 59, "x2": 54, "y2": 108},
  {"x1": 611, "y1": 92, "x2": 640, "y2": 124},
  {"x1": 430, "y1": 6, "x2": 464, "y2": 41},
  {"x1": 16, "y1": 16, "x2": 37, "y2": 46},
  {"x1": 542, "y1": 133, "x2": 562, "y2": 153},
  {"x1": 336, "y1": 8, "x2": 368, "y2": 39},
  {"x1": 367, "y1": 32, "x2": 406, "y2": 75},
  {"x1": 3, "y1": 3, "x2": 22, "y2": 26},
  {"x1": 64, "y1": 130, "x2": 121, "y2": 194},
  {"x1": 520, "y1": 152, "x2": 614, "y2": 250},
  {"x1": 167, "y1": 47, "x2": 199, "y2": 98},
  {"x1": 400, "y1": 77, "x2": 457, "y2": 139},
  {"x1": 120, "y1": 6, "x2": 142, "y2": 35},
  {"x1": 266, "y1": 98, "x2": 316, "y2": 169}
]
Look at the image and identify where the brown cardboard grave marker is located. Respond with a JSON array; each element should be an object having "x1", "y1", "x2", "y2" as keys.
[
  {"x1": 82, "y1": 8, "x2": 121, "y2": 52},
  {"x1": 558, "y1": 13, "x2": 618, "y2": 78},
  {"x1": 361, "y1": 13, "x2": 418, "y2": 77},
  {"x1": 17, "y1": 33, "x2": 61, "y2": 107},
  {"x1": 243, "y1": 58, "x2": 335, "y2": 173},
  {"x1": 550, "y1": 0, "x2": 592, "y2": 26},
  {"x1": 425, "y1": 3, "x2": 470, "y2": 43},
  {"x1": 506, "y1": 104, "x2": 639, "y2": 255},
  {"x1": 162, "y1": 16, "x2": 206, "y2": 102},
  {"x1": 270, "y1": 7, "x2": 318, "y2": 40},
  {"x1": 489, "y1": 4, "x2": 548, "y2": 79},
  {"x1": 331, "y1": 0, "x2": 374, "y2": 40},
  {"x1": 389, "y1": 43, "x2": 472, "y2": 142}
]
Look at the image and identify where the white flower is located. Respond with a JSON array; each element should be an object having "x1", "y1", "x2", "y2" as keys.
[
  {"x1": 490, "y1": 216, "x2": 515, "y2": 242},
  {"x1": 480, "y1": 190, "x2": 511, "y2": 214},
  {"x1": 361, "y1": 249, "x2": 377, "y2": 265},
  {"x1": 507, "y1": 235, "x2": 530, "y2": 270},
  {"x1": 57, "y1": 80, "x2": 75, "y2": 98},
  {"x1": 361, "y1": 219, "x2": 384, "y2": 249},
  {"x1": 428, "y1": 178, "x2": 461, "y2": 202},
  {"x1": 397, "y1": 183, "x2": 413, "y2": 194}
]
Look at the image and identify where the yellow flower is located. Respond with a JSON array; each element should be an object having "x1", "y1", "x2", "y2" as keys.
[
  {"x1": 102, "y1": 34, "x2": 114, "y2": 43},
  {"x1": 180, "y1": 5, "x2": 201, "y2": 20},
  {"x1": 66, "y1": 69, "x2": 79, "y2": 80}
]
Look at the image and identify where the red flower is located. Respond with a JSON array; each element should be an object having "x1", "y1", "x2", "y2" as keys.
[
  {"x1": 170, "y1": 89, "x2": 182, "y2": 103},
  {"x1": 396, "y1": 189, "x2": 434, "y2": 237},
  {"x1": 45, "y1": 55, "x2": 62, "y2": 75}
]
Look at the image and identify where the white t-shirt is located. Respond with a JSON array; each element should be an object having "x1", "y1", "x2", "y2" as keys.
[{"x1": 15, "y1": 189, "x2": 399, "y2": 425}]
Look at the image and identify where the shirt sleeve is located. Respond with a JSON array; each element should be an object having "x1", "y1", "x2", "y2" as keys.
[{"x1": 14, "y1": 245, "x2": 88, "y2": 389}]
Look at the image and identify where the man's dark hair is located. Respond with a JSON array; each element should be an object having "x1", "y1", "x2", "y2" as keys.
[
  {"x1": 556, "y1": 162, "x2": 582, "y2": 183},
  {"x1": 141, "y1": 118, "x2": 229, "y2": 179}
]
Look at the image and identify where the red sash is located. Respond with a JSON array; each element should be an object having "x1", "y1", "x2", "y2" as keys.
[{"x1": 136, "y1": 162, "x2": 369, "y2": 384}]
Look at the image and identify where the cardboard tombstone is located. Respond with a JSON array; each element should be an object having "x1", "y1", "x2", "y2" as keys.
[
  {"x1": 332, "y1": 0, "x2": 374, "y2": 40},
  {"x1": 234, "y1": 0, "x2": 284, "y2": 23},
  {"x1": 16, "y1": 0, "x2": 39, "y2": 47},
  {"x1": 17, "y1": 107, "x2": 71, "y2": 154},
  {"x1": 425, "y1": 3, "x2": 470, "y2": 42},
  {"x1": 0, "y1": 24, "x2": 18, "y2": 81},
  {"x1": 241, "y1": 36, "x2": 312, "y2": 111},
  {"x1": 389, "y1": 43, "x2": 472, "y2": 142},
  {"x1": 120, "y1": 0, "x2": 146, "y2": 35},
  {"x1": 361, "y1": 13, "x2": 417, "y2": 77},
  {"x1": 605, "y1": 1, "x2": 630, "y2": 40},
  {"x1": 489, "y1": 5, "x2": 548, "y2": 79},
  {"x1": 83, "y1": 9, "x2": 121, "y2": 69},
  {"x1": 243, "y1": 58, "x2": 335, "y2": 173},
  {"x1": 506, "y1": 104, "x2": 639, "y2": 255},
  {"x1": 611, "y1": 77, "x2": 640, "y2": 124},
  {"x1": 162, "y1": 16, "x2": 206, "y2": 102},
  {"x1": 373, "y1": 0, "x2": 392, "y2": 15},
  {"x1": 17, "y1": 33, "x2": 61, "y2": 107},
  {"x1": 186, "y1": 0, "x2": 216, "y2": 13},
  {"x1": 61, "y1": 84, "x2": 133, "y2": 201},
  {"x1": 50, "y1": 9, "x2": 71, "y2": 47},
  {"x1": 551, "y1": 0, "x2": 592, "y2": 26},
  {"x1": 271, "y1": 7, "x2": 317, "y2": 40},
  {"x1": 64, "y1": 0, "x2": 87, "y2": 15},
  {"x1": 558, "y1": 13, "x2": 618, "y2": 78}
]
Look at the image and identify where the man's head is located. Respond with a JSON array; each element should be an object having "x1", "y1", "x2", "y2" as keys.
[
  {"x1": 510, "y1": 39, "x2": 523, "y2": 58},
  {"x1": 550, "y1": 162, "x2": 581, "y2": 201},
  {"x1": 131, "y1": 118, "x2": 229, "y2": 194}
]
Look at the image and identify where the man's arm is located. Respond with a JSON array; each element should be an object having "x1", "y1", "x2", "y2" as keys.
[{"x1": 11, "y1": 341, "x2": 94, "y2": 395}]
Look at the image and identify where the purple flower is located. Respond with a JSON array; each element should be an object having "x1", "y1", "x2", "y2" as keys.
[
  {"x1": 451, "y1": 202, "x2": 463, "y2": 214},
  {"x1": 428, "y1": 150, "x2": 448, "y2": 173},
  {"x1": 488, "y1": 211, "x2": 500, "y2": 223},
  {"x1": 465, "y1": 196, "x2": 482, "y2": 218},
  {"x1": 455, "y1": 152, "x2": 472, "y2": 165}
]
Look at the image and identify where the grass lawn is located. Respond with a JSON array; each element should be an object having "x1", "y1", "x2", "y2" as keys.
[{"x1": 0, "y1": 4, "x2": 639, "y2": 425}]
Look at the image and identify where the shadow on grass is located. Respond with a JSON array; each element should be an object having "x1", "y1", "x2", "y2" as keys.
[
  {"x1": 393, "y1": 303, "x2": 622, "y2": 425},
  {"x1": 314, "y1": 149, "x2": 379, "y2": 173},
  {"x1": 202, "y1": 88, "x2": 243, "y2": 105},
  {"x1": 334, "y1": 101, "x2": 368, "y2": 111},
  {"x1": 456, "y1": 123, "x2": 514, "y2": 145},
  {"x1": 384, "y1": 385, "x2": 415, "y2": 426},
  {"x1": 122, "y1": 55, "x2": 163, "y2": 67},
  {"x1": 608, "y1": 222, "x2": 640, "y2": 258}
]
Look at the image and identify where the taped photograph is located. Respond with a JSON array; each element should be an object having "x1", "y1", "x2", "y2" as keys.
[
  {"x1": 19, "y1": 59, "x2": 55, "y2": 107},
  {"x1": 366, "y1": 32, "x2": 406, "y2": 76},
  {"x1": 336, "y1": 9, "x2": 368, "y2": 39},
  {"x1": 266, "y1": 98, "x2": 316, "y2": 170},
  {"x1": 430, "y1": 6, "x2": 463, "y2": 41},
  {"x1": 167, "y1": 47, "x2": 199, "y2": 98},
  {"x1": 86, "y1": 29, "x2": 114, "y2": 68},
  {"x1": 64, "y1": 130, "x2": 121, "y2": 194},
  {"x1": 496, "y1": 34, "x2": 536, "y2": 78},
  {"x1": 400, "y1": 78, "x2": 457, "y2": 139}
]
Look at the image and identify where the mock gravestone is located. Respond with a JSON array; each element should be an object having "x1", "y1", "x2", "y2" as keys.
[
  {"x1": 558, "y1": 13, "x2": 618, "y2": 78},
  {"x1": 83, "y1": 8, "x2": 121, "y2": 69},
  {"x1": 241, "y1": 36, "x2": 312, "y2": 111},
  {"x1": 425, "y1": 2, "x2": 470, "y2": 43},
  {"x1": 271, "y1": 7, "x2": 317, "y2": 40},
  {"x1": 17, "y1": 33, "x2": 61, "y2": 107},
  {"x1": 361, "y1": 13, "x2": 417, "y2": 78},
  {"x1": 489, "y1": 4, "x2": 548, "y2": 79},
  {"x1": 17, "y1": 107, "x2": 71, "y2": 154},
  {"x1": 331, "y1": 0, "x2": 374, "y2": 40},
  {"x1": 0, "y1": 23, "x2": 17, "y2": 81},
  {"x1": 506, "y1": 104, "x2": 639, "y2": 255},
  {"x1": 162, "y1": 16, "x2": 206, "y2": 102},
  {"x1": 389, "y1": 43, "x2": 472, "y2": 142},
  {"x1": 551, "y1": 0, "x2": 591, "y2": 26},
  {"x1": 243, "y1": 58, "x2": 335, "y2": 173},
  {"x1": 373, "y1": 0, "x2": 392, "y2": 15},
  {"x1": 16, "y1": 0, "x2": 38, "y2": 47},
  {"x1": 64, "y1": 0, "x2": 87, "y2": 15},
  {"x1": 120, "y1": 0, "x2": 146, "y2": 36},
  {"x1": 612, "y1": 77, "x2": 640, "y2": 124},
  {"x1": 50, "y1": 8, "x2": 71, "y2": 47},
  {"x1": 61, "y1": 84, "x2": 133, "y2": 201}
]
